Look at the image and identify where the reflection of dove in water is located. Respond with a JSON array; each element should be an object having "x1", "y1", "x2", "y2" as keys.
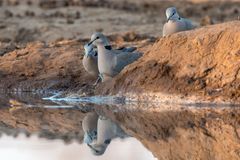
[
  {"x1": 163, "y1": 7, "x2": 194, "y2": 36},
  {"x1": 87, "y1": 116, "x2": 128, "y2": 156},
  {"x1": 82, "y1": 112, "x2": 99, "y2": 144},
  {"x1": 88, "y1": 32, "x2": 141, "y2": 82}
]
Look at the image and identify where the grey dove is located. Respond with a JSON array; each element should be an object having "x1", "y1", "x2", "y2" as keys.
[
  {"x1": 88, "y1": 32, "x2": 141, "y2": 82},
  {"x1": 82, "y1": 44, "x2": 99, "y2": 78},
  {"x1": 163, "y1": 7, "x2": 194, "y2": 36}
]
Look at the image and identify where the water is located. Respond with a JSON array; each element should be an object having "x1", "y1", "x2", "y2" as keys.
[
  {"x1": 0, "y1": 91, "x2": 239, "y2": 160},
  {"x1": 0, "y1": 92, "x2": 157, "y2": 160},
  {"x1": 0, "y1": 134, "x2": 156, "y2": 160}
]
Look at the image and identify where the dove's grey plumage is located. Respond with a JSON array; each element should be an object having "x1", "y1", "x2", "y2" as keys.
[
  {"x1": 117, "y1": 46, "x2": 137, "y2": 52},
  {"x1": 99, "y1": 45, "x2": 141, "y2": 80},
  {"x1": 163, "y1": 7, "x2": 194, "y2": 36},
  {"x1": 82, "y1": 44, "x2": 99, "y2": 77},
  {"x1": 88, "y1": 33, "x2": 141, "y2": 81}
]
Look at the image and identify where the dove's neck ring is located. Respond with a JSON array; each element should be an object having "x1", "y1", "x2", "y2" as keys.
[
  {"x1": 96, "y1": 44, "x2": 113, "y2": 56},
  {"x1": 104, "y1": 45, "x2": 112, "y2": 50},
  {"x1": 96, "y1": 44, "x2": 108, "y2": 55}
]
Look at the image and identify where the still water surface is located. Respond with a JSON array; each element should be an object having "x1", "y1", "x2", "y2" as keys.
[
  {"x1": 0, "y1": 92, "x2": 157, "y2": 160},
  {"x1": 0, "y1": 134, "x2": 156, "y2": 160},
  {"x1": 0, "y1": 91, "x2": 239, "y2": 160}
]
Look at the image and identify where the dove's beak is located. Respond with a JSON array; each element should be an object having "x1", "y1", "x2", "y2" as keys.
[
  {"x1": 88, "y1": 37, "x2": 97, "y2": 46},
  {"x1": 167, "y1": 12, "x2": 175, "y2": 22}
]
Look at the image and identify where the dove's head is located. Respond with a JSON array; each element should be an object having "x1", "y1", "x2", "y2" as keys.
[
  {"x1": 83, "y1": 130, "x2": 97, "y2": 144},
  {"x1": 88, "y1": 32, "x2": 110, "y2": 47},
  {"x1": 87, "y1": 139, "x2": 111, "y2": 156},
  {"x1": 84, "y1": 44, "x2": 96, "y2": 58},
  {"x1": 166, "y1": 7, "x2": 180, "y2": 22}
]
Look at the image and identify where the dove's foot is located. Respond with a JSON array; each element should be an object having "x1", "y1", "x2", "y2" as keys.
[{"x1": 93, "y1": 75, "x2": 102, "y2": 86}]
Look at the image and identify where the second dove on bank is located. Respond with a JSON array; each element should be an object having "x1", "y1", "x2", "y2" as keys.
[
  {"x1": 163, "y1": 7, "x2": 195, "y2": 36},
  {"x1": 88, "y1": 32, "x2": 142, "y2": 82},
  {"x1": 82, "y1": 44, "x2": 99, "y2": 78}
]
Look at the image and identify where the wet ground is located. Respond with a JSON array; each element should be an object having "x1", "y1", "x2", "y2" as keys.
[{"x1": 0, "y1": 91, "x2": 239, "y2": 160}]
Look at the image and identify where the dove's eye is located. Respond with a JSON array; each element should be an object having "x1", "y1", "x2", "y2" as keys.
[{"x1": 104, "y1": 139, "x2": 111, "y2": 144}]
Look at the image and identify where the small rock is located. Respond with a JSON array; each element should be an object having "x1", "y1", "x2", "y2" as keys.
[
  {"x1": 0, "y1": 37, "x2": 11, "y2": 43},
  {"x1": 233, "y1": 8, "x2": 239, "y2": 14},
  {"x1": 200, "y1": 16, "x2": 214, "y2": 26},
  {"x1": 26, "y1": 0, "x2": 32, "y2": 6},
  {"x1": 66, "y1": 18, "x2": 74, "y2": 24},
  {"x1": 16, "y1": 14, "x2": 22, "y2": 18},
  {"x1": 75, "y1": 11, "x2": 81, "y2": 19},
  {"x1": 95, "y1": 28, "x2": 103, "y2": 32},
  {"x1": 123, "y1": 32, "x2": 138, "y2": 41},
  {"x1": 25, "y1": 10, "x2": 35, "y2": 17},
  {"x1": 0, "y1": 25, "x2": 6, "y2": 29},
  {"x1": 7, "y1": 0, "x2": 19, "y2": 6},
  {"x1": 53, "y1": 11, "x2": 65, "y2": 18},
  {"x1": 4, "y1": 10, "x2": 13, "y2": 18}
]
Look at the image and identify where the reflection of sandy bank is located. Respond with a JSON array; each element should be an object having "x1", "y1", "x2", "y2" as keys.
[{"x1": 96, "y1": 104, "x2": 240, "y2": 160}]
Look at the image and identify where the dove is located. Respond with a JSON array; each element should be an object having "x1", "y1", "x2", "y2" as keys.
[
  {"x1": 87, "y1": 116, "x2": 128, "y2": 156},
  {"x1": 87, "y1": 32, "x2": 141, "y2": 82},
  {"x1": 163, "y1": 7, "x2": 194, "y2": 36}
]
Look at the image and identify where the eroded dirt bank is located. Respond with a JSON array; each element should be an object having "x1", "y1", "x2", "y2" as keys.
[
  {"x1": 99, "y1": 21, "x2": 240, "y2": 103},
  {"x1": 98, "y1": 104, "x2": 240, "y2": 160},
  {"x1": 0, "y1": 0, "x2": 239, "y2": 102}
]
